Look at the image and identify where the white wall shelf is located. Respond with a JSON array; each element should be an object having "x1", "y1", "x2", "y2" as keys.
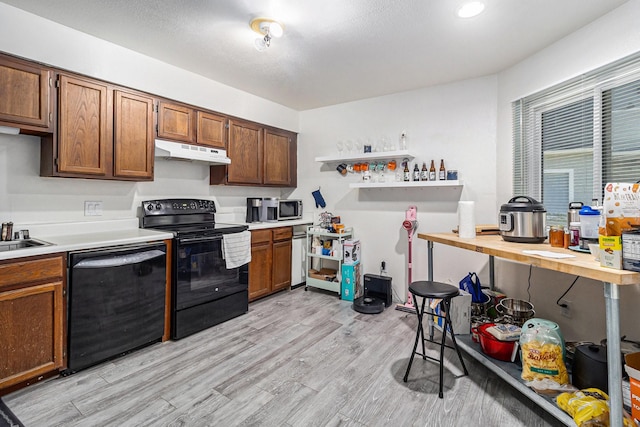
[
  {"x1": 349, "y1": 180, "x2": 462, "y2": 189},
  {"x1": 314, "y1": 150, "x2": 414, "y2": 163}
]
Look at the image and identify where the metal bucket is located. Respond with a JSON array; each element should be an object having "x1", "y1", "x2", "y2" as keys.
[
  {"x1": 470, "y1": 292, "x2": 491, "y2": 317},
  {"x1": 496, "y1": 298, "x2": 535, "y2": 323}
]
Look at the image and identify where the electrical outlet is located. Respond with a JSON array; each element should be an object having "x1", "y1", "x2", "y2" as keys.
[
  {"x1": 560, "y1": 299, "x2": 571, "y2": 318},
  {"x1": 84, "y1": 201, "x2": 103, "y2": 216}
]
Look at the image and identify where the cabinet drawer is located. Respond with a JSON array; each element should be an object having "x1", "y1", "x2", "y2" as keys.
[
  {"x1": 273, "y1": 227, "x2": 293, "y2": 241},
  {"x1": 251, "y1": 229, "x2": 272, "y2": 245},
  {"x1": 0, "y1": 255, "x2": 64, "y2": 289}
]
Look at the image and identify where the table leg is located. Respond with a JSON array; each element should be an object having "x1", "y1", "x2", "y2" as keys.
[
  {"x1": 427, "y1": 240, "x2": 434, "y2": 340},
  {"x1": 489, "y1": 256, "x2": 495, "y2": 290},
  {"x1": 604, "y1": 281, "x2": 623, "y2": 427}
]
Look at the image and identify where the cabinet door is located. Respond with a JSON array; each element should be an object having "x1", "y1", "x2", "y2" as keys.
[
  {"x1": 197, "y1": 111, "x2": 226, "y2": 149},
  {"x1": 57, "y1": 74, "x2": 110, "y2": 176},
  {"x1": 157, "y1": 102, "x2": 195, "y2": 143},
  {"x1": 0, "y1": 281, "x2": 64, "y2": 390},
  {"x1": 227, "y1": 119, "x2": 263, "y2": 185},
  {"x1": 0, "y1": 55, "x2": 52, "y2": 131},
  {"x1": 272, "y1": 239, "x2": 292, "y2": 292},
  {"x1": 249, "y1": 241, "x2": 272, "y2": 301},
  {"x1": 263, "y1": 128, "x2": 291, "y2": 186},
  {"x1": 113, "y1": 90, "x2": 154, "y2": 179}
]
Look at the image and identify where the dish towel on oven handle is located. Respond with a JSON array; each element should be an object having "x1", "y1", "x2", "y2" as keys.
[{"x1": 222, "y1": 230, "x2": 252, "y2": 269}]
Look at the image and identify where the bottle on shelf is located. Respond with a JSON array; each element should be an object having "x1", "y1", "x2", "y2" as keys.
[
  {"x1": 429, "y1": 160, "x2": 436, "y2": 181},
  {"x1": 420, "y1": 162, "x2": 428, "y2": 181},
  {"x1": 403, "y1": 161, "x2": 410, "y2": 182},
  {"x1": 439, "y1": 159, "x2": 446, "y2": 180},
  {"x1": 400, "y1": 131, "x2": 407, "y2": 150},
  {"x1": 412, "y1": 164, "x2": 420, "y2": 181}
]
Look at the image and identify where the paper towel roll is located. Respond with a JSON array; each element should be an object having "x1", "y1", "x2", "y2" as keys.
[{"x1": 458, "y1": 201, "x2": 476, "y2": 239}]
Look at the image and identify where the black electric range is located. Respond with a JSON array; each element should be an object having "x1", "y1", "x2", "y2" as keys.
[{"x1": 140, "y1": 198, "x2": 249, "y2": 339}]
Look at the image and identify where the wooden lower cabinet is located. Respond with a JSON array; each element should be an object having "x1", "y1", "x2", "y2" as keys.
[
  {"x1": 249, "y1": 227, "x2": 292, "y2": 302},
  {"x1": 0, "y1": 254, "x2": 66, "y2": 395}
]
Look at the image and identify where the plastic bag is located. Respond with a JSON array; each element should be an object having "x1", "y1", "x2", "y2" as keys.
[
  {"x1": 556, "y1": 388, "x2": 636, "y2": 426},
  {"x1": 520, "y1": 318, "x2": 569, "y2": 386},
  {"x1": 459, "y1": 272, "x2": 484, "y2": 303}
]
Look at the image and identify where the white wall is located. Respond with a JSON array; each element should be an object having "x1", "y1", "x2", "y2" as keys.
[
  {"x1": 0, "y1": 2, "x2": 298, "y2": 225},
  {"x1": 495, "y1": 0, "x2": 640, "y2": 341},
  {"x1": 295, "y1": 76, "x2": 498, "y2": 301}
]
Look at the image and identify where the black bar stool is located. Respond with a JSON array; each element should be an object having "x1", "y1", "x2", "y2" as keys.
[{"x1": 403, "y1": 280, "x2": 468, "y2": 398}]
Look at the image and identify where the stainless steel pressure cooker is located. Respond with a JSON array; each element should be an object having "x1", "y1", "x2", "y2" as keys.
[{"x1": 499, "y1": 196, "x2": 547, "y2": 243}]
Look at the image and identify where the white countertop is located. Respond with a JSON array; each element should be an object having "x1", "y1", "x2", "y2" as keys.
[
  {"x1": 246, "y1": 219, "x2": 312, "y2": 230},
  {"x1": 0, "y1": 218, "x2": 314, "y2": 261},
  {"x1": 0, "y1": 219, "x2": 173, "y2": 261}
]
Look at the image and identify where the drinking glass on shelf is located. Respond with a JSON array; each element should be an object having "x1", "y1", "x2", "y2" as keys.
[
  {"x1": 345, "y1": 139, "x2": 354, "y2": 155},
  {"x1": 382, "y1": 136, "x2": 391, "y2": 152},
  {"x1": 355, "y1": 139, "x2": 363, "y2": 154},
  {"x1": 378, "y1": 162, "x2": 387, "y2": 183},
  {"x1": 336, "y1": 139, "x2": 344, "y2": 155},
  {"x1": 385, "y1": 135, "x2": 396, "y2": 151}
]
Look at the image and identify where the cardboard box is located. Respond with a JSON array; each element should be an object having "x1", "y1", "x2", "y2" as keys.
[
  {"x1": 600, "y1": 235, "x2": 622, "y2": 269},
  {"x1": 308, "y1": 268, "x2": 337, "y2": 281},
  {"x1": 602, "y1": 182, "x2": 640, "y2": 236},
  {"x1": 431, "y1": 289, "x2": 471, "y2": 335},
  {"x1": 341, "y1": 262, "x2": 362, "y2": 301},
  {"x1": 624, "y1": 352, "x2": 640, "y2": 422},
  {"x1": 343, "y1": 239, "x2": 361, "y2": 265}
]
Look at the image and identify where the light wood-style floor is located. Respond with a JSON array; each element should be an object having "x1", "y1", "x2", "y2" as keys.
[{"x1": 5, "y1": 287, "x2": 564, "y2": 427}]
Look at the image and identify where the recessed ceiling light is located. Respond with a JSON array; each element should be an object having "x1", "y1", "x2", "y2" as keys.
[{"x1": 457, "y1": 1, "x2": 485, "y2": 18}]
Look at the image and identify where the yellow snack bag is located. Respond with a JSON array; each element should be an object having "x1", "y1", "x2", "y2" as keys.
[
  {"x1": 556, "y1": 388, "x2": 636, "y2": 426},
  {"x1": 520, "y1": 319, "x2": 569, "y2": 385}
]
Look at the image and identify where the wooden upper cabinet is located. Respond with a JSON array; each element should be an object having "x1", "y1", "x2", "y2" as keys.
[
  {"x1": 227, "y1": 119, "x2": 263, "y2": 184},
  {"x1": 157, "y1": 101, "x2": 195, "y2": 143},
  {"x1": 113, "y1": 90, "x2": 154, "y2": 179},
  {"x1": 197, "y1": 111, "x2": 226, "y2": 149},
  {"x1": 57, "y1": 74, "x2": 110, "y2": 176},
  {"x1": 263, "y1": 128, "x2": 292, "y2": 186},
  {"x1": 41, "y1": 73, "x2": 154, "y2": 181},
  {"x1": 0, "y1": 54, "x2": 52, "y2": 132},
  {"x1": 213, "y1": 119, "x2": 297, "y2": 187}
]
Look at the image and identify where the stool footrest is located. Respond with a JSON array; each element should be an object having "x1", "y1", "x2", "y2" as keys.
[
  {"x1": 414, "y1": 352, "x2": 441, "y2": 364},
  {"x1": 422, "y1": 337, "x2": 458, "y2": 352}
]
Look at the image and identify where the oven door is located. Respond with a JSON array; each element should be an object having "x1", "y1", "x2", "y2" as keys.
[{"x1": 174, "y1": 235, "x2": 248, "y2": 310}]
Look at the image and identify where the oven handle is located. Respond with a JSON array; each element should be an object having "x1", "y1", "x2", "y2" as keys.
[{"x1": 177, "y1": 235, "x2": 223, "y2": 244}]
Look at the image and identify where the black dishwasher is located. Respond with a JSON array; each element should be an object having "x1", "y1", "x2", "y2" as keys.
[{"x1": 66, "y1": 242, "x2": 166, "y2": 373}]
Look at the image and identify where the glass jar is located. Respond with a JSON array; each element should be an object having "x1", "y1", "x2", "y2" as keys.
[
  {"x1": 549, "y1": 226, "x2": 564, "y2": 248},
  {"x1": 569, "y1": 222, "x2": 581, "y2": 247}
]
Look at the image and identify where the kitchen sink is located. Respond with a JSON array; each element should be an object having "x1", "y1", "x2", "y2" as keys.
[{"x1": 0, "y1": 238, "x2": 53, "y2": 252}]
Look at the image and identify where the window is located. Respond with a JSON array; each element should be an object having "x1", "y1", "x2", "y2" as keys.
[{"x1": 513, "y1": 51, "x2": 640, "y2": 226}]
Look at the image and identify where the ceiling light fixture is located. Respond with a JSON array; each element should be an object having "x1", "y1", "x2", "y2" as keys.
[
  {"x1": 457, "y1": 1, "x2": 485, "y2": 18},
  {"x1": 250, "y1": 18, "x2": 284, "y2": 52}
]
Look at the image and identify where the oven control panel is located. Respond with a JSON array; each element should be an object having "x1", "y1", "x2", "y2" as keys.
[{"x1": 142, "y1": 199, "x2": 216, "y2": 215}]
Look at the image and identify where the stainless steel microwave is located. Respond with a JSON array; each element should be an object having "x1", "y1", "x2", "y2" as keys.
[{"x1": 277, "y1": 199, "x2": 303, "y2": 221}]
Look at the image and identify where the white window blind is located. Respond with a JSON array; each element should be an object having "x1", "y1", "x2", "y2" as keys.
[{"x1": 513, "y1": 51, "x2": 640, "y2": 225}]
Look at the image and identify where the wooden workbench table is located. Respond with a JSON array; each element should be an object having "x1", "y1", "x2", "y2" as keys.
[{"x1": 418, "y1": 232, "x2": 640, "y2": 427}]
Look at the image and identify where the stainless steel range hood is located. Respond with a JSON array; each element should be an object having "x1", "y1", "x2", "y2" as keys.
[{"x1": 154, "y1": 139, "x2": 231, "y2": 165}]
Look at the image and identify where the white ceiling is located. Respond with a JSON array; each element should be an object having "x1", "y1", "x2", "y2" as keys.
[{"x1": 1, "y1": 0, "x2": 629, "y2": 111}]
